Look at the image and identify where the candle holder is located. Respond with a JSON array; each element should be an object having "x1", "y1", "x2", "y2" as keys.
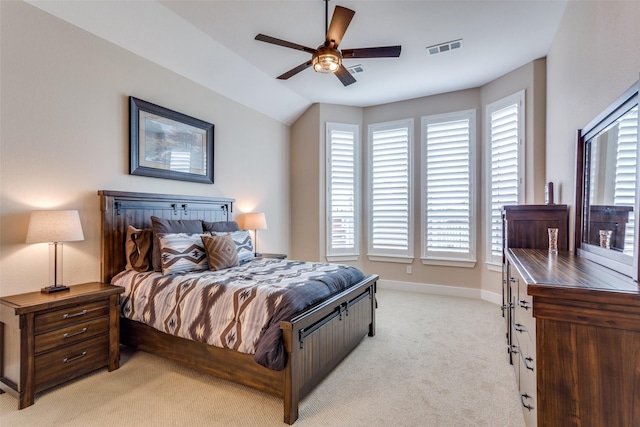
[
  {"x1": 599, "y1": 230, "x2": 612, "y2": 249},
  {"x1": 548, "y1": 228, "x2": 559, "y2": 254}
]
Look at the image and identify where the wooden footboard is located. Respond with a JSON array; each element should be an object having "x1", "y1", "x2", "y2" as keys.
[{"x1": 281, "y1": 274, "x2": 377, "y2": 424}]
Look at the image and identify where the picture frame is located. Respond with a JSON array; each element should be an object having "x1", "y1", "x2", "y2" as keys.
[{"x1": 129, "y1": 97, "x2": 214, "y2": 184}]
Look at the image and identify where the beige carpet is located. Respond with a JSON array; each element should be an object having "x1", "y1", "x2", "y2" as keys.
[{"x1": 0, "y1": 289, "x2": 525, "y2": 426}]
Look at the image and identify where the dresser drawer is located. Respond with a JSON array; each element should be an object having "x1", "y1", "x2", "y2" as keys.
[
  {"x1": 35, "y1": 334, "x2": 109, "y2": 393},
  {"x1": 35, "y1": 317, "x2": 109, "y2": 354},
  {"x1": 35, "y1": 300, "x2": 109, "y2": 333},
  {"x1": 519, "y1": 358, "x2": 537, "y2": 427}
]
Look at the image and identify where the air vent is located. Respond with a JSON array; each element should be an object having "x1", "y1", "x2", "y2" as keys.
[
  {"x1": 347, "y1": 64, "x2": 365, "y2": 74},
  {"x1": 426, "y1": 39, "x2": 462, "y2": 55}
]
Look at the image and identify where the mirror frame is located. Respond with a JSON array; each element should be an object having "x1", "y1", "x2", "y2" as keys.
[{"x1": 575, "y1": 80, "x2": 639, "y2": 281}]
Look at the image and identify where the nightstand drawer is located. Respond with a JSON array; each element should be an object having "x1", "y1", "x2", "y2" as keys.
[
  {"x1": 35, "y1": 300, "x2": 109, "y2": 333},
  {"x1": 35, "y1": 334, "x2": 109, "y2": 393},
  {"x1": 35, "y1": 317, "x2": 110, "y2": 354}
]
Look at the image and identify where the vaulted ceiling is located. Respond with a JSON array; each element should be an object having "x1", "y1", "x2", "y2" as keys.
[{"x1": 26, "y1": 0, "x2": 567, "y2": 124}]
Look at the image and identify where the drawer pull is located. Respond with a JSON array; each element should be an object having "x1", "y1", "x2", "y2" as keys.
[
  {"x1": 524, "y1": 356, "x2": 535, "y2": 371},
  {"x1": 63, "y1": 351, "x2": 87, "y2": 364},
  {"x1": 514, "y1": 323, "x2": 526, "y2": 333},
  {"x1": 63, "y1": 309, "x2": 87, "y2": 319},
  {"x1": 63, "y1": 327, "x2": 88, "y2": 339},
  {"x1": 520, "y1": 393, "x2": 534, "y2": 411},
  {"x1": 509, "y1": 277, "x2": 519, "y2": 283},
  {"x1": 518, "y1": 300, "x2": 531, "y2": 310}
]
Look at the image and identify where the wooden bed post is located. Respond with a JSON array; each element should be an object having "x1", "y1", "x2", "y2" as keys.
[{"x1": 281, "y1": 323, "x2": 299, "y2": 424}]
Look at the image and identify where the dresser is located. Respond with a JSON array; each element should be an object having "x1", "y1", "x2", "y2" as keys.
[
  {"x1": 501, "y1": 204, "x2": 568, "y2": 362},
  {"x1": 500, "y1": 204, "x2": 568, "y2": 426},
  {"x1": 506, "y1": 249, "x2": 640, "y2": 427},
  {"x1": 0, "y1": 282, "x2": 124, "y2": 408}
]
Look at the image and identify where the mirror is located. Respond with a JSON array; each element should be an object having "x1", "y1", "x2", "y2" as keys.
[{"x1": 576, "y1": 80, "x2": 639, "y2": 280}]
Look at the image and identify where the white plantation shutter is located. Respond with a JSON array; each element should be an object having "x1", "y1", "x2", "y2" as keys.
[
  {"x1": 326, "y1": 123, "x2": 359, "y2": 258},
  {"x1": 368, "y1": 119, "x2": 413, "y2": 260},
  {"x1": 422, "y1": 110, "x2": 476, "y2": 262},
  {"x1": 487, "y1": 92, "x2": 524, "y2": 264},
  {"x1": 614, "y1": 106, "x2": 638, "y2": 255}
]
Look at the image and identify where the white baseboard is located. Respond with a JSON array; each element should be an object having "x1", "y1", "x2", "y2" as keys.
[{"x1": 378, "y1": 279, "x2": 502, "y2": 306}]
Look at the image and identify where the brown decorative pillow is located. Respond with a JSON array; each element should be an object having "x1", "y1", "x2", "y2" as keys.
[
  {"x1": 125, "y1": 225, "x2": 153, "y2": 272},
  {"x1": 150, "y1": 216, "x2": 204, "y2": 271},
  {"x1": 201, "y1": 234, "x2": 239, "y2": 271}
]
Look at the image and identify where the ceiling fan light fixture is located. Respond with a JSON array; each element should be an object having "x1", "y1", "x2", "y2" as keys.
[{"x1": 312, "y1": 46, "x2": 341, "y2": 73}]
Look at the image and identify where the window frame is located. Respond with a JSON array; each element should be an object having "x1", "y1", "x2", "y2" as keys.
[
  {"x1": 366, "y1": 118, "x2": 414, "y2": 263},
  {"x1": 421, "y1": 109, "x2": 477, "y2": 267},
  {"x1": 325, "y1": 122, "x2": 360, "y2": 261},
  {"x1": 485, "y1": 90, "x2": 525, "y2": 267}
]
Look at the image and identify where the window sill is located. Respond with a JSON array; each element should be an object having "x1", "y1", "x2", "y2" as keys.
[
  {"x1": 326, "y1": 255, "x2": 359, "y2": 262},
  {"x1": 367, "y1": 255, "x2": 414, "y2": 264},
  {"x1": 421, "y1": 258, "x2": 476, "y2": 268}
]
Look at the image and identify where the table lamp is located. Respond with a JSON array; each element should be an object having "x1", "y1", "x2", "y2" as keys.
[
  {"x1": 26, "y1": 210, "x2": 85, "y2": 293},
  {"x1": 244, "y1": 212, "x2": 267, "y2": 257}
]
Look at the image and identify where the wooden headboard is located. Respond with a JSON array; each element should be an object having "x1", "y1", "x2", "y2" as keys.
[{"x1": 98, "y1": 190, "x2": 234, "y2": 283}]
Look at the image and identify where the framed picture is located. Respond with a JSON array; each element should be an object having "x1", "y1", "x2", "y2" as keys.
[{"x1": 129, "y1": 97, "x2": 214, "y2": 184}]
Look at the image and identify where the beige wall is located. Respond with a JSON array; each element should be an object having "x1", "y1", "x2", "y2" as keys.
[
  {"x1": 546, "y1": 1, "x2": 640, "y2": 250},
  {"x1": 290, "y1": 104, "x2": 321, "y2": 261},
  {"x1": 0, "y1": 1, "x2": 290, "y2": 296}
]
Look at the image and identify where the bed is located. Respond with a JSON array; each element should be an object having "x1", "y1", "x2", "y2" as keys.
[{"x1": 98, "y1": 190, "x2": 378, "y2": 424}]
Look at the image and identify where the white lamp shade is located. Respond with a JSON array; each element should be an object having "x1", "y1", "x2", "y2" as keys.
[
  {"x1": 244, "y1": 212, "x2": 267, "y2": 230},
  {"x1": 26, "y1": 210, "x2": 85, "y2": 243}
]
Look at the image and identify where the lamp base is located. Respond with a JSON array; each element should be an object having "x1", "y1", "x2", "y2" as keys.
[{"x1": 41, "y1": 285, "x2": 70, "y2": 294}]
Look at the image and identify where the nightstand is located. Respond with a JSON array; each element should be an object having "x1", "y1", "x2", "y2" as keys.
[
  {"x1": 0, "y1": 282, "x2": 124, "y2": 409},
  {"x1": 255, "y1": 253, "x2": 287, "y2": 260}
]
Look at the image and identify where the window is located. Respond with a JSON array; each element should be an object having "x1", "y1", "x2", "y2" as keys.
[
  {"x1": 614, "y1": 106, "x2": 638, "y2": 255},
  {"x1": 367, "y1": 119, "x2": 413, "y2": 262},
  {"x1": 486, "y1": 91, "x2": 524, "y2": 265},
  {"x1": 421, "y1": 110, "x2": 476, "y2": 266},
  {"x1": 326, "y1": 122, "x2": 360, "y2": 260}
]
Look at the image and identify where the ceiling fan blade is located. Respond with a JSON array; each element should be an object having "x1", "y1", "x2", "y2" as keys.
[
  {"x1": 334, "y1": 65, "x2": 356, "y2": 86},
  {"x1": 326, "y1": 6, "x2": 355, "y2": 48},
  {"x1": 255, "y1": 34, "x2": 316, "y2": 54},
  {"x1": 342, "y1": 46, "x2": 402, "y2": 59},
  {"x1": 277, "y1": 60, "x2": 314, "y2": 80}
]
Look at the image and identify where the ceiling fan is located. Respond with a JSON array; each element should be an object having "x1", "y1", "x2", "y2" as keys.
[{"x1": 255, "y1": 0, "x2": 401, "y2": 86}]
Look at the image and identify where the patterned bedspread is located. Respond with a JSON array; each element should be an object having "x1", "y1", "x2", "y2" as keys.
[{"x1": 113, "y1": 258, "x2": 365, "y2": 370}]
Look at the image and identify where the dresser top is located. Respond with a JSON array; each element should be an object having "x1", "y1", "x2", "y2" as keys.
[{"x1": 508, "y1": 249, "x2": 640, "y2": 305}]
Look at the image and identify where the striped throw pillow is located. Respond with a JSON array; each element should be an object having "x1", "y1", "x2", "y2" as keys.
[{"x1": 158, "y1": 233, "x2": 209, "y2": 275}]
